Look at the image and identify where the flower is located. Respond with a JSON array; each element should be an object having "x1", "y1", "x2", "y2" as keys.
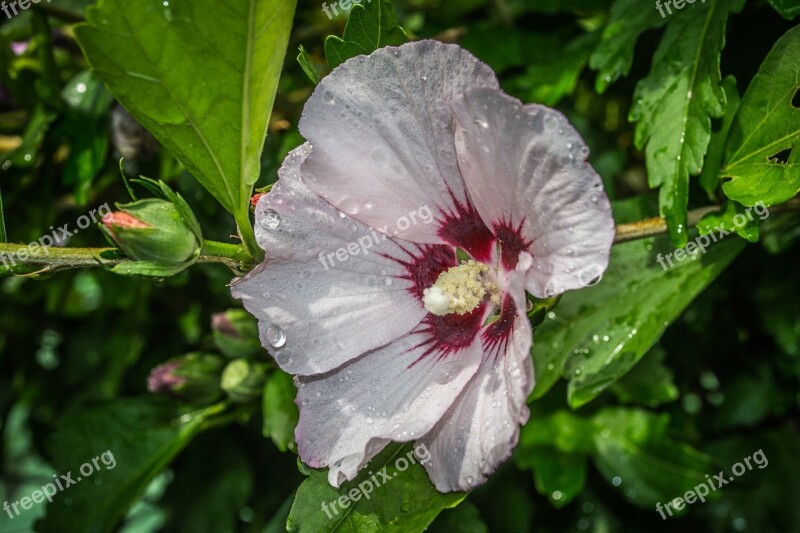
[{"x1": 232, "y1": 40, "x2": 614, "y2": 492}]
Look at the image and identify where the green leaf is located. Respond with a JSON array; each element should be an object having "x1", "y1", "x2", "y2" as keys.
[
  {"x1": 298, "y1": 45, "x2": 322, "y2": 85},
  {"x1": 516, "y1": 411, "x2": 592, "y2": 507},
  {"x1": 697, "y1": 200, "x2": 764, "y2": 242},
  {"x1": 768, "y1": 0, "x2": 800, "y2": 19},
  {"x1": 518, "y1": 32, "x2": 601, "y2": 106},
  {"x1": 428, "y1": 500, "x2": 488, "y2": 533},
  {"x1": 591, "y1": 408, "x2": 714, "y2": 508},
  {"x1": 37, "y1": 399, "x2": 214, "y2": 532},
  {"x1": 609, "y1": 346, "x2": 679, "y2": 406},
  {"x1": 526, "y1": 448, "x2": 587, "y2": 508},
  {"x1": 720, "y1": 25, "x2": 800, "y2": 207},
  {"x1": 325, "y1": 0, "x2": 408, "y2": 69},
  {"x1": 75, "y1": 0, "x2": 297, "y2": 259},
  {"x1": 629, "y1": 0, "x2": 744, "y2": 246},
  {"x1": 287, "y1": 443, "x2": 464, "y2": 532},
  {"x1": 60, "y1": 70, "x2": 114, "y2": 206},
  {"x1": 263, "y1": 370, "x2": 299, "y2": 452},
  {"x1": 699, "y1": 76, "x2": 740, "y2": 196},
  {"x1": 589, "y1": 0, "x2": 667, "y2": 93},
  {"x1": 531, "y1": 197, "x2": 744, "y2": 407}
]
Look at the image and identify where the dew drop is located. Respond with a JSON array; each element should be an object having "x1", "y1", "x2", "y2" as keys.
[
  {"x1": 384, "y1": 278, "x2": 393, "y2": 286},
  {"x1": 323, "y1": 90, "x2": 335, "y2": 105},
  {"x1": 260, "y1": 209, "x2": 281, "y2": 230},
  {"x1": 266, "y1": 325, "x2": 286, "y2": 348}
]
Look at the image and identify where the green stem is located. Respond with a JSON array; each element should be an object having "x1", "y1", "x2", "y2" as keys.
[
  {"x1": 0, "y1": 240, "x2": 253, "y2": 275},
  {"x1": 235, "y1": 209, "x2": 264, "y2": 263}
]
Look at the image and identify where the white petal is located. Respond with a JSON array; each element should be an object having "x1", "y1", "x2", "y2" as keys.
[
  {"x1": 298, "y1": 40, "x2": 499, "y2": 258},
  {"x1": 420, "y1": 271, "x2": 533, "y2": 492},
  {"x1": 232, "y1": 144, "x2": 446, "y2": 376},
  {"x1": 451, "y1": 88, "x2": 615, "y2": 296},
  {"x1": 295, "y1": 322, "x2": 486, "y2": 487}
]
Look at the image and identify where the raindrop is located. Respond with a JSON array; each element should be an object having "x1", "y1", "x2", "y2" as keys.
[
  {"x1": 323, "y1": 90, "x2": 335, "y2": 105},
  {"x1": 384, "y1": 278, "x2": 393, "y2": 286},
  {"x1": 611, "y1": 476, "x2": 622, "y2": 487},
  {"x1": 473, "y1": 116, "x2": 489, "y2": 129},
  {"x1": 266, "y1": 325, "x2": 286, "y2": 348},
  {"x1": 260, "y1": 209, "x2": 281, "y2": 230}
]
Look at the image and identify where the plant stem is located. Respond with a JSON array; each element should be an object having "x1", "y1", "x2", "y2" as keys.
[
  {"x1": 235, "y1": 210, "x2": 264, "y2": 264},
  {"x1": 0, "y1": 239, "x2": 255, "y2": 275},
  {"x1": 2, "y1": 200, "x2": 799, "y2": 275}
]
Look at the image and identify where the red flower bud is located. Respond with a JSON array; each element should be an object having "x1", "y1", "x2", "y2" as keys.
[{"x1": 250, "y1": 193, "x2": 265, "y2": 207}]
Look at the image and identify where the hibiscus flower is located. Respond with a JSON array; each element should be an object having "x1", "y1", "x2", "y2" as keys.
[{"x1": 232, "y1": 40, "x2": 614, "y2": 492}]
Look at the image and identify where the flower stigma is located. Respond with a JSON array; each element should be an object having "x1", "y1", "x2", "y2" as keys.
[{"x1": 422, "y1": 260, "x2": 501, "y2": 316}]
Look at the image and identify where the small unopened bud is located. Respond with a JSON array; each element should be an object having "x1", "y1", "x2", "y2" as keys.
[
  {"x1": 212, "y1": 309, "x2": 262, "y2": 359},
  {"x1": 250, "y1": 193, "x2": 265, "y2": 207},
  {"x1": 147, "y1": 352, "x2": 225, "y2": 404},
  {"x1": 221, "y1": 359, "x2": 268, "y2": 403},
  {"x1": 100, "y1": 198, "x2": 201, "y2": 266}
]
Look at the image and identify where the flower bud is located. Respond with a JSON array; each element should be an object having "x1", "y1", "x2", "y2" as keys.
[
  {"x1": 147, "y1": 352, "x2": 225, "y2": 404},
  {"x1": 212, "y1": 309, "x2": 262, "y2": 359},
  {"x1": 101, "y1": 198, "x2": 201, "y2": 266},
  {"x1": 221, "y1": 359, "x2": 268, "y2": 403}
]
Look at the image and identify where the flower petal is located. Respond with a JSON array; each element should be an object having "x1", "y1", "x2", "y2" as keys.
[
  {"x1": 298, "y1": 40, "x2": 499, "y2": 260},
  {"x1": 420, "y1": 269, "x2": 533, "y2": 492},
  {"x1": 295, "y1": 319, "x2": 487, "y2": 487},
  {"x1": 232, "y1": 144, "x2": 448, "y2": 376},
  {"x1": 451, "y1": 87, "x2": 615, "y2": 296}
]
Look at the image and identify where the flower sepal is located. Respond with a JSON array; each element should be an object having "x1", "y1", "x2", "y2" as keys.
[{"x1": 100, "y1": 177, "x2": 203, "y2": 278}]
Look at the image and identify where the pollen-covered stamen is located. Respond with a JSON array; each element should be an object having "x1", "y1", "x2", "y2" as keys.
[{"x1": 423, "y1": 260, "x2": 501, "y2": 316}]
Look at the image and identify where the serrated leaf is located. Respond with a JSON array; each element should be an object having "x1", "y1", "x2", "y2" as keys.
[
  {"x1": 589, "y1": 0, "x2": 667, "y2": 93},
  {"x1": 298, "y1": 45, "x2": 322, "y2": 85},
  {"x1": 591, "y1": 408, "x2": 715, "y2": 508},
  {"x1": 76, "y1": 0, "x2": 296, "y2": 257},
  {"x1": 630, "y1": 0, "x2": 744, "y2": 246},
  {"x1": 263, "y1": 370, "x2": 299, "y2": 452},
  {"x1": 287, "y1": 443, "x2": 464, "y2": 532},
  {"x1": 697, "y1": 200, "x2": 764, "y2": 242},
  {"x1": 37, "y1": 399, "x2": 212, "y2": 533},
  {"x1": 768, "y1": 0, "x2": 800, "y2": 19},
  {"x1": 531, "y1": 197, "x2": 744, "y2": 407},
  {"x1": 325, "y1": 0, "x2": 408, "y2": 69},
  {"x1": 720, "y1": 25, "x2": 800, "y2": 206}
]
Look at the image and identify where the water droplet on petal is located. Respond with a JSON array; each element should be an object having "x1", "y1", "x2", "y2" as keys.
[
  {"x1": 266, "y1": 325, "x2": 286, "y2": 348},
  {"x1": 323, "y1": 90, "x2": 335, "y2": 105},
  {"x1": 260, "y1": 209, "x2": 281, "y2": 230}
]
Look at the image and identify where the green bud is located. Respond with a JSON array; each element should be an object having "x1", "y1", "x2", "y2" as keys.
[
  {"x1": 147, "y1": 352, "x2": 225, "y2": 405},
  {"x1": 221, "y1": 359, "x2": 268, "y2": 403},
  {"x1": 101, "y1": 198, "x2": 201, "y2": 266},
  {"x1": 212, "y1": 309, "x2": 263, "y2": 359}
]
